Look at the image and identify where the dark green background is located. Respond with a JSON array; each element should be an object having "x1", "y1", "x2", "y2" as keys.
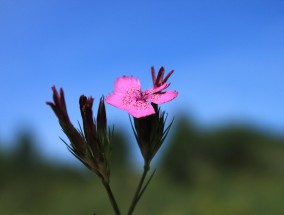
[{"x1": 1, "y1": 115, "x2": 284, "y2": 215}]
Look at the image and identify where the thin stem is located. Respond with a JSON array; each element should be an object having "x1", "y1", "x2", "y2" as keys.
[
  {"x1": 127, "y1": 163, "x2": 150, "y2": 215},
  {"x1": 102, "y1": 180, "x2": 121, "y2": 215}
]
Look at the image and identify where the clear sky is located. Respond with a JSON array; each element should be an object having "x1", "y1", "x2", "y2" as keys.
[{"x1": 0, "y1": 0, "x2": 284, "y2": 164}]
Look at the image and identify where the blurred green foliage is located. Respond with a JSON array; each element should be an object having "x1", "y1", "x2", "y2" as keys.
[{"x1": 0, "y1": 117, "x2": 284, "y2": 215}]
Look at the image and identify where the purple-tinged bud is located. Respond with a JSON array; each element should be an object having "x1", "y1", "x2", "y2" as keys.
[
  {"x1": 46, "y1": 86, "x2": 86, "y2": 157},
  {"x1": 97, "y1": 97, "x2": 107, "y2": 134},
  {"x1": 79, "y1": 95, "x2": 99, "y2": 157},
  {"x1": 46, "y1": 86, "x2": 71, "y2": 128},
  {"x1": 47, "y1": 86, "x2": 111, "y2": 183},
  {"x1": 79, "y1": 95, "x2": 110, "y2": 182}
]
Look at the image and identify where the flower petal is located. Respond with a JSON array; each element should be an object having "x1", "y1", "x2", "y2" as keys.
[
  {"x1": 127, "y1": 100, "x2": 155, "y2": 118},
  {"x1": 144, "y1": 82, "x2": 170, "y2": 95},
  {"x1": 148, "y1": 90, "x2": 178, "y2": 104},
  {"x1": 106, "y1": 92, "x2": 128, "y2": 110},
  {"x1": 114, "y1": 76, "x2": 141, "y2": 93}
]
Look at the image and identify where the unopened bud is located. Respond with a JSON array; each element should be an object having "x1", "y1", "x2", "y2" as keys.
[{"x1": 97, "y1": 96, "x2": 107, "y2": 133}]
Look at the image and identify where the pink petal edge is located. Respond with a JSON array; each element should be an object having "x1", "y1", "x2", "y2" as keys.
[
  {"x1": 114, "y1": 76, "x2": 141, "y2": 93},
  {"x1": 149, "y1": 90, "x2": 178, "y2": 104},
  {"x1": 144, "y1": 82, "x2": 170, "y2": 95},
  {"x1": 127, "y1": 101, "x2": 155, "y2": 118},
  {"x1": 106, "y1": 93, "x2": 127, "y2": 110}
]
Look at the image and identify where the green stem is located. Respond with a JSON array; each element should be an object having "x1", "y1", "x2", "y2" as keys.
[
  {"x1": 127, "y1": 163, "x2": 150, "y2": 215},
  {"x1": 102, "y1": 181, "x2": 121, "y2": 215}
]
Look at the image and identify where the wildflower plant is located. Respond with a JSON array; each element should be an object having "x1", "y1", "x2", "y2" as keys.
[
  {"x1": 46, "y1": 87, "x2": 120, "y2": 214},
  {"x1": 47, "y1": 67, "x2": 178, "y2": 215}
]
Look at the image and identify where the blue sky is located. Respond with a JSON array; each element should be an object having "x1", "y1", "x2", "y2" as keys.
[{"x1": 0, "y1": 0, "x2": 284, "y2": 164}]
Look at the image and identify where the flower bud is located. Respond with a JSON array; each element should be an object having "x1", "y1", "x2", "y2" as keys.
[
  {"x1": 47, "y1": 87, "x2": 111, "y2": 183},
  {"x1": 46, "y1": 86, "x2": 86, "y2": 157},
  {"x1": 97, "y1": 97, "x2": 107, "y2": 134}
]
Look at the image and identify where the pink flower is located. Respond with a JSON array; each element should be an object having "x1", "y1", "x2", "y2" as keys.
[{"x1": 106, "y1": 75, "x2": 178, "y2": 118}]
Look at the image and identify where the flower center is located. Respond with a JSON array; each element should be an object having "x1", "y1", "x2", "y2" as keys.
[
  {"x1": 122, "y1": 87, "x2": 141, "y2": 106},
  {"x1": 133, "y1": 100, "x2": 150, "y2": 110}
]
